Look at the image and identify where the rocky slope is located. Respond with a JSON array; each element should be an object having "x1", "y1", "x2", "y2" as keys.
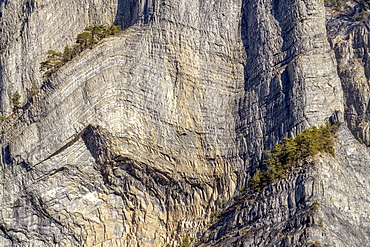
[
  {"x1": 0, "y1": 0, "x2": 369, "y2": 246},
  {"x1": 200, "y1": 124, "x2": 370, "y2": 247}
]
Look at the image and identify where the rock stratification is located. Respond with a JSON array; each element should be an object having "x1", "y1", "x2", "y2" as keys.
[
  {"x1": 238, "y1": 0, "x2": 344, "y2": 164},
  {"x1": 200, "y1": 124, "x2": 370, "y2": 247},
  {"x1": 0, "y1": 0, "x2": 368, "y2": 246},
  {"x1": 327, "y1": 10, "x2": 370, "y2": 146},
  {"x1": 0, "y1": 0, "x2": 144, "y2": 114},
  {"x1": 1, "y1": 0, "x2": 244, "y2": 246}
]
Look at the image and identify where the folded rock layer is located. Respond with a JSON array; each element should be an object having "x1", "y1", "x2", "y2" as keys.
[{"x1": 0, "y1": 0, "x2": 368, "y2": 246}]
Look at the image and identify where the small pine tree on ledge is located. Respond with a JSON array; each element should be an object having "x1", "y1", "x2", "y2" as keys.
[
  {"x1": 11, "y1": 91, "x2": 21, "y2": 112},
  {"x1": 40, "y1": 25, "x2": 121, "y2": 77},
  {"x1": 251, "y1": 121, "x2": 338, "y2": 191}
]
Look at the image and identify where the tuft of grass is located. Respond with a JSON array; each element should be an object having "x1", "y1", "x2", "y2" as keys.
[
  {"x1": 181, "y1": 234, "x2": 194, "y2": 247},
  {"x1": 312, "y1": 201, "x2": 319, "y2": 212},
  {"x1": 317, "y1": 219, "x2": 324, "y2": 227}
]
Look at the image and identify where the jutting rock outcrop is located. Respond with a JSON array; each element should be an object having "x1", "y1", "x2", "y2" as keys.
[{"x1": 0, "y1": 0, "x2": 369, "y2": 246}]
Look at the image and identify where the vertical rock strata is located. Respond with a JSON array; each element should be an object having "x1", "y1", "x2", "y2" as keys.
[
  {"x1": 327, "y1": 13, "x2": 370, "y2": 146},
  {"x1": 238, "y1": 0, "x2": 343, "y2": 163},
  {"x1": 0, "y1": 0, "x2": 368, "y2": 246}
]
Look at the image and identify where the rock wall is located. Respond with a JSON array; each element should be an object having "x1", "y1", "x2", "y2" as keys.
[
  {"x1": 0, "y1": 0, "x2": 244, "y2": 246},
  {"x1": 0, "y1": 0, "x2": 144, "y2": 114},
  {"x1": 0, "y1": 0, "x2": 368, "y2": 246},
  {"x1": 327, "y1": 13, "x2": 370, "y2": 146},
  {"x1": 200, "y1": 124, "x2": 370, "y2": 246},
  {"x1": 238, "y1": 0, "x2": 343, "y2": 167}
]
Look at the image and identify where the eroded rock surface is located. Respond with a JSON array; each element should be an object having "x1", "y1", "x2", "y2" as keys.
[
  {"x1": 200, "y1": 124, "x2": 370, "y2": 247},
  {"x1": 0, "y1": 0, "x2": 368, "y2": 246},
  {"x1": 327, "y1": 8, "x2": 370, "y2": 146}
]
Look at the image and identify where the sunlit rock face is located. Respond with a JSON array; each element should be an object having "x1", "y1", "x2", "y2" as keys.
[{"x1": 0, "y1": 0, "x2": 368, "y2": 246}]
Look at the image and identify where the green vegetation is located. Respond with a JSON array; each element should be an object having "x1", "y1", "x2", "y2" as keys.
[
  {"x1": 324, "y1": 0, "x2": 344, "y2": 10},
  {"x1": 209, "y1": 210, "x2": 221, "y2": 225},
  {"x1": 312, "y1": 201, "x2": 319, "y2": 212},
  {"x1": 325, "y1": 0, "x2": 370, "y2": 20},
  {"x1": 181, "y1": 234, "x2": 194, "y2": 247},
  {"x1": 354, "y1": 9, "x2": 370, "y2": 20},
  {"x1": 40, "y1": 25, "x2": 120, "y2": 77},
  {"x1": 314, "y1": 240, "x2": 321, "y2": 246},
  {"x1": 40, "y1": 50, "x2": 64, "y2": 77},
  {"x1": 210, "y1": 217, "x2": 219, "y2": 224},
  {"x1": 11, "y1": 91, "x2": 21, "y2": 112},
  {"x1": 251, "y1": 122, "x2": 338, "y2": 191},
  {"x1": 240, "y1": 186, "x2": 246, "y2": 192},
  {"x1": 355, "y1": 1, "x2": 370, "y2": 20},
  {"x1": 317, "y1": 219, "x2": 324, "y2": 227}
]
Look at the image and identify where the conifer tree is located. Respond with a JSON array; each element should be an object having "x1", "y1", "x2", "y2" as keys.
[{"x1": 11, "y1": 91, "x2": 21, "y2": 112}]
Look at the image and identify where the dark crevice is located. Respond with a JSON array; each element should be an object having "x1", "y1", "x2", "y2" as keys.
[
  {"x1": 34, "y1": 127, "x2": 87, "y2": 167},
  {"x1": 114, "y1": 0, "x2": 156, "y2": 29},
  {"x1": 0, "y1": 223, "x2": 18, "y2": 244},
  {"x1": 237, "y1": 0, "x2": 299, "y2": 172},
  {"x1": 1, "y1": 144, "x2": 11, "y2": 165},
  {"x1": 82, "y1": 125, "x2": 213, "y2": 227}
]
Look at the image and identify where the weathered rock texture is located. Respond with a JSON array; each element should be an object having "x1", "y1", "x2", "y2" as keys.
[
  {"x1": 0, "y1": 0, "x2": 145, "y2": 114},
  {"x1": 200, "y1": 124, "x2": 370, "y2": 247},
  {"x1": 238, "y1": 0, "x2": 343, "y2": 165},
  {"x1": 1, "y1": 0, "x2": 243, "y2": 246},
  {"x1": 327, "y1": 7, "x2": 370, "y2": 146},
  {"x1": 0, "y1": 0, "x2": 368, "y2": 246}
]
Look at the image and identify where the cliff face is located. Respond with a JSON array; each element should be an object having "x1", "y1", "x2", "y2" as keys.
[
  {"x1": 238, "y1": 0, "x2": 343, "y2": 164},
  {"x1": 0, "y1": 0, "x2": 369, "y2": 246},
  {"x1": 201, "y1": 124, "x2": 370, "y2": 246},
  {"x1": 327, "y1": 11, "x2": 370, "y2": 146},
  {"x1": 1, "y1": 0, "x2": 244, "y2": 246},
  {"x1": 0, "y1": 0, "x2": 141, "y2": 114}
]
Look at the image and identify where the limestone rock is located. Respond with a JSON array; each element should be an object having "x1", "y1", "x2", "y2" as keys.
[
  {"x1": 200, "y1": 124, "x2": 370, "y2": 246},
  {"x1": 327, "y1": 10, "x2": 370, "y2": 146},
  {"x1": 0, "y1": 0, "x2": 368, "y2": 246}
]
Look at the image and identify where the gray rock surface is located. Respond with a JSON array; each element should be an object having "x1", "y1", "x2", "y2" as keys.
[
  {"x1": 0, "y1": 0, "x2": 368, "y2": 246},
  {"x1": 1, "y1": 0, "x2": 244, "y2": 245},
  {"x1": 200, "y1": 124, "x2": 370, "y2": 247},
  {"x1": 238, "y1": 0, "x2": 343, "y2": 165},
  {"x1": 327, "y1": 10, "x2": 370, "y2": 146},
  {"x1": 0, "y1": 0, "x2": 142, "y2": 114}
]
